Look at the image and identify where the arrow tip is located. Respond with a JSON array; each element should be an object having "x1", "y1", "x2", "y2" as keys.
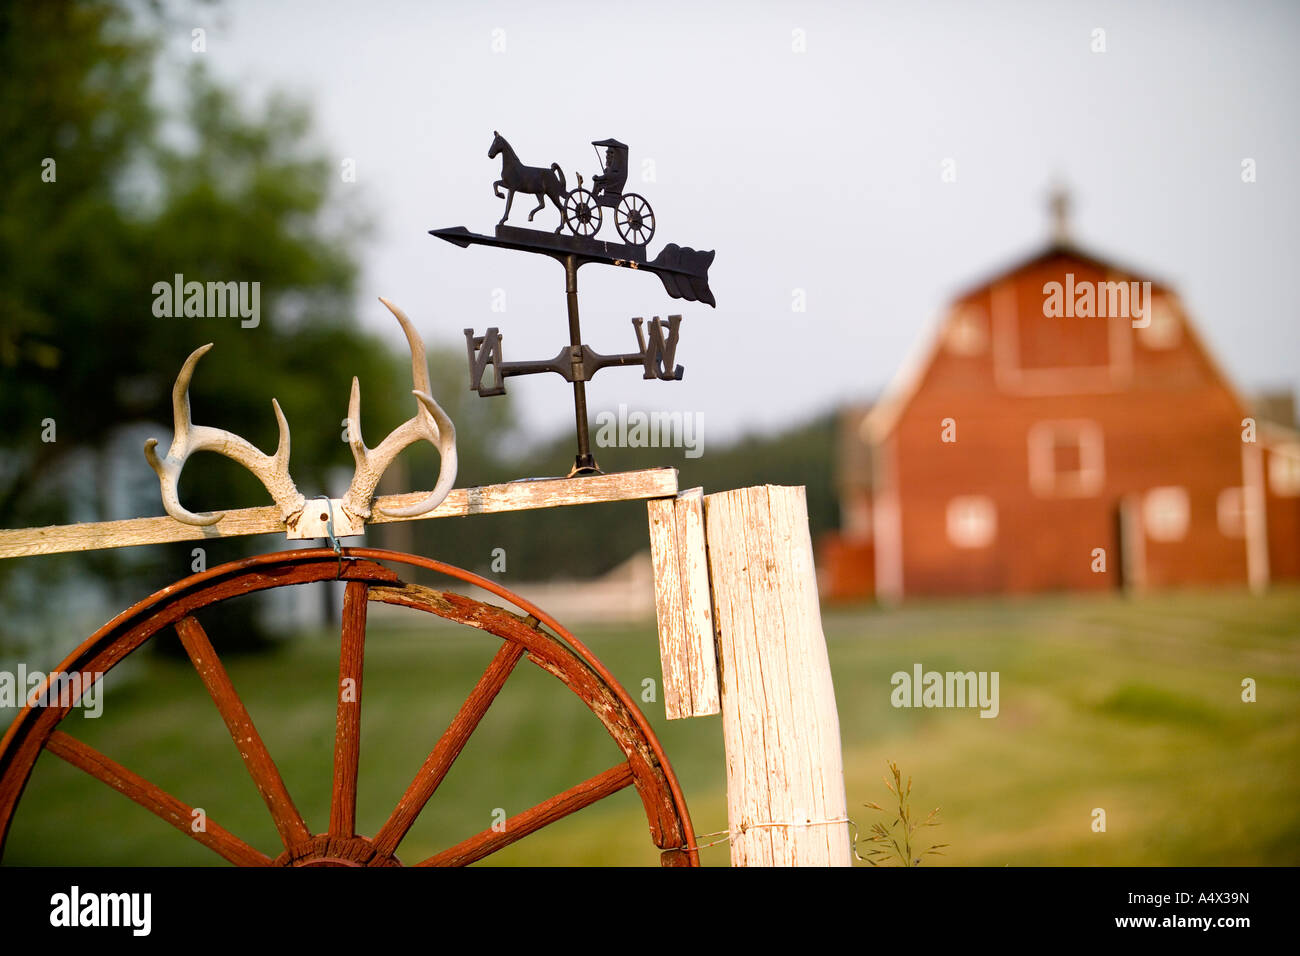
[{"x1": 430, "y1": 226, "x2": 473, "y2": 248}]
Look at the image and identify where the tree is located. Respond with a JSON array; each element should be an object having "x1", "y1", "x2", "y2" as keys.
[{"x1": 0, "y1": 1, "x2": 511, "y2": 650}]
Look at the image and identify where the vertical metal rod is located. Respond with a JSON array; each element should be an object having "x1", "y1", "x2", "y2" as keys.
[{"x1": 564, "y1": 255, "x2": 599, "y2": 474}]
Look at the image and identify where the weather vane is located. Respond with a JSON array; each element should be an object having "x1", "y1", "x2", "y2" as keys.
[{"x1": 432, "y1": 132, "x2": 716, "y2": 475}]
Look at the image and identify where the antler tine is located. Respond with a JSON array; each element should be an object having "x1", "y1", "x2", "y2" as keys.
[
  {"x1": 144, "y1": 344, "x2": 306, "y2": 527},
  {"x1": 341, "y1": 297, "x2": 458, "y2": 521}
]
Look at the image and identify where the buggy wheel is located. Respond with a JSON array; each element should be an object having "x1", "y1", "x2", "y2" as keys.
[
  {"x1": 615, "y1": 193, "x2": 655, "y2": 246},
  {"x1": 0, "y1": 548, "x2": 698, "y2": 866},
  {"x1": 564, "y1": 188, "x2": 602, "y2": 238}
]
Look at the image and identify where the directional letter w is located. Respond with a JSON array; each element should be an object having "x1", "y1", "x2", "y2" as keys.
[{"x1": 633, "y1": 316, "x2": 684, "y2": 381}]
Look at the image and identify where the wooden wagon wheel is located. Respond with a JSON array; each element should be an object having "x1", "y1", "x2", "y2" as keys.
[{"x1": 0, "y1": 548, "x2": 699, "y2": 867}]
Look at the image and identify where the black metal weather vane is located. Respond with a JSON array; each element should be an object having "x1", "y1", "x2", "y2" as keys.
[{"x1": 433, "y1": 131, "x2": 715, "y2": 476}]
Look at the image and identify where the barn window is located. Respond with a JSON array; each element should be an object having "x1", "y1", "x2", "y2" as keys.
[
  {"x1": 1269, "y1": 444, "x2": 1300, "y2": 496},
  {"x1": 945, "y1": 306, "x2": 987, "y2": 355},
  {"x1": 1217, "y1": 488, "x2": 1246, "y2": 538},
  {"x1": 1144, "y1": 487, "x2": 1189, "y2": 541},
  {"x1": 1138, "y1": 299, "x2": 1181, "y2": 349},
  {"x1": 947, "y1": 496, "x2": 996, "y2": 548},
  {"x1": 1027, "y1": 421, "x2": 1105, "y2": 497}
]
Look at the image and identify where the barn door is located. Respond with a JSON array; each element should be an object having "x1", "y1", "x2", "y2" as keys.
[{"x1": 1115, "y1": 495, "x2": 1146, "y2": 593}]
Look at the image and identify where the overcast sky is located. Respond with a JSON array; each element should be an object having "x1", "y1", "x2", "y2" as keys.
[{"x1": 165, "y1": 0, "x2": 1299, "y2": 446}]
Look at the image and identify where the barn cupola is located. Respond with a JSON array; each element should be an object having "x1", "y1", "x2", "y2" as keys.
[{"x1": 1048, "y1": 182, "x2": 1072, "y2": 247}]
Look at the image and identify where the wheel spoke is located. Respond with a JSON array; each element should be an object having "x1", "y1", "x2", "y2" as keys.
[
  {"x1": 174, "y1": 615, "x2": 311, "y2": 849},
  {"x1": 45, "y1": 731, "x2": 271, "y2": 866},
  {"x1": 416, "y1": 761, "x2": 635, "y2": 866},
  {"x1": 330, "y1": 580, "x2": 368, "y2": 838},
  {"x1": 372, "y1": 639, "x2": 526, "y2": 856}
]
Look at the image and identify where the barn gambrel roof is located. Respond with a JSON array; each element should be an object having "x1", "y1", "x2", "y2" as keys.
[{"x1": 863, "y1": 239, "x2": 1249, "y2": 448}]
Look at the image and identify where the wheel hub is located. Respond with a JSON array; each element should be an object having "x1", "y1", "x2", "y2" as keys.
[{"x1": 274, "y1": 834, "x2": 402, "y2": 867}]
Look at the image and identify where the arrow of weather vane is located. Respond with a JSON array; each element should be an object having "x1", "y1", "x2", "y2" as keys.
[{"x1": 432, "y1": 132, "x2": 715, "y2": 475}]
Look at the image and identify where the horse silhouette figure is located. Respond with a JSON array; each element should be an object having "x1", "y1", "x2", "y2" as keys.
[{"x1": 488, "y1": 131, "x2": 568, "y2": 234}]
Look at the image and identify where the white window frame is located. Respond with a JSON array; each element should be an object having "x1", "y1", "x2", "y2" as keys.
[
  {"x1": 992, "y1": 278, "x2": 1133, "y2": 395},
  {"x1": 945, "y1": 306, "x2": 988, "y2": 355},
  {"x1": 947, "y1": 496, "x2": 996, "y2": 549},
  {"x1": 1144, "y1": 487, "x2": 1190, "y2": 542},
  {"x1": 1217, "y1": 487, "x2": 1246, "y2": 538},
  {"x1": 1138, "y1": 297, "x2": 1182, "y2": 350},
  {"x1": 1269, "y1": 444, "x2": 1300, "y2": 497},
  {"x1": 1027, "y1": 420, "x2": 1105, "y2": 498}
]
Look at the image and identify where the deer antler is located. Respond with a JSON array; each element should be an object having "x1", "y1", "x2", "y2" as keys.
[
  {"x1": 340, "y1": 297, "x2": 458, "y2": 522},
  {"x1": 144, "y1": 300, "x2": 456, "y2": 532},
  {"x1": 144, "y1": 344, "x2": 307, "y2": 527}
]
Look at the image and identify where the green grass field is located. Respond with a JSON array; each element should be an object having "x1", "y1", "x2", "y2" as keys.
[{"x1": 4, "y1": 588, "x2": 1298, "y2": 866}]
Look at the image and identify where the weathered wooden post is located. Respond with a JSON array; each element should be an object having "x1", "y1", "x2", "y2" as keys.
[
  {"x1": 650, "y1": 484, "x2": 852, "y2": 866},
  {"x1": 646, "y1": 488, "x2": 719, "y2": 719}
]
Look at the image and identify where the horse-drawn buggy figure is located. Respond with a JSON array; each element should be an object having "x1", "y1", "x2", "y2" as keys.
[
  {"x1": 565, "y1": 138, "x2": 656, "y2": 246},
  {"x1": 489, "y1": 133, "x2": 656, "y2": 247}
]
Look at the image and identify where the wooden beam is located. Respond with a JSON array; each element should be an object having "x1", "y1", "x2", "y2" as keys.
[
  {"x1": 0, "y1": 468, "x2": 679, "y2": 560},
  {"x1": 647, "y1": 488, "x2": 720, "y2": 719},
  {"x1": 704, "y1": 484, "x2": 851, "y2": 866}
]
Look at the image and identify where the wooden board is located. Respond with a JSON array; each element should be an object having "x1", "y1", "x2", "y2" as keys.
[
  {"x1": 704, "y1": 484, "x2": 851, "y2": 866},
  {"x1": 646, "y1": 488, "x2": 720, "y2": 719},
  {"x1": 0, "y1": 468, "x2": 678, "y2": 560}
]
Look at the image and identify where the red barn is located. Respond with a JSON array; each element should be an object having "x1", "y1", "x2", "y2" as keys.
[{"x1": 822, "y1": 204, "x2": 1300, "y2": 600}]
